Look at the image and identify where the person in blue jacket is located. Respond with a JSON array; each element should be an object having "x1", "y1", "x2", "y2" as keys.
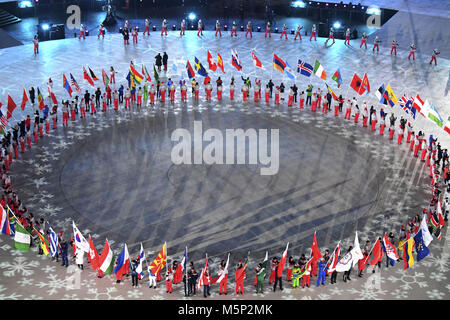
[{"x1": 316, "y1": 258, "x2": 327, "y2": 286}]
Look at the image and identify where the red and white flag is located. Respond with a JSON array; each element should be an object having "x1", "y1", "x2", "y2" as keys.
[
  {"x1": 47, "y1": 82, "x2": 58, "y2": 105},
  {"x1": 326, "y1": 241, "x2": 341, "y2": 273},
  {"x1": 88, "y1": 236, "x2": 100, "y2": 271},
  {"x1": 382, "y1": 234, "x2": 399, "y2": 261},
  {"x1": 412, "y1": 94, "x2": 426, "y2": 117},
  {"x1": 196, "y1": 254, "x2": 208, "y2": 291},
  {"x1": 207, "y1": 50, "x2": 217, "y2": 71},
  {"x1": 252, "y1": 52, "x2": 265, "y2": 69},
  {"x1": 277, "y1": 242, "x2": 289, "y2": 277}
]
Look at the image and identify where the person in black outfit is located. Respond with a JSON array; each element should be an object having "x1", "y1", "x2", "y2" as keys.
[
  {"x1": 122, "y1": 27, "x2": 129, "y2": 45},
  {"x1": 34, "y1": 111, "x2": 40, "y2": 127},
  {"x1": 216, "y1": 76, "x2": 223, "y2": 89},
  {"x1": 12, "y1": 124, "x2": 19, "y2": 143},
  {"x1": 279, "y1": 83, "x2": 285, "y2": 100},
  {"x1": 29, "y1": 87, "x2": 35, "y2": 105},
  {"x1": 267, "y1": 79, "x2": 274, "y2": 97},
  {"x1": 130, "y1": 260, "x2": 138, "y2": 287},
  {"x1": 326, "y1": 91, "x2": 332, "y2": 110},
  {"x1": 163, "y1": 52, "x2": 168, "y2": 71},
  {"x1": 338, "y1": 95, "x2": 344, "y2": 112},
  {"x1": 95, "y1": 88, "x2": 101, "y2": 109},
  {"x1": 155, "y1": 53, "x2": 162, "y2": 72},
  {"x1": 437, "y1": 143, "x2": 442, "y2": 165},
  {"x1": 84, "y1": 90, "x2": 90, "y2": 111},
  {"x1": 188, "y1": 268, "x2": 198, "y2": 295},
  {"x1": 273, "y1": 257, "x2": 283, "y2": 292},
  {"x1": 292, "y1": 84, "x2": 298, "y2": 103},
  {"x1": 19, "y1": 119, "x2": 26, "y2": 137}
]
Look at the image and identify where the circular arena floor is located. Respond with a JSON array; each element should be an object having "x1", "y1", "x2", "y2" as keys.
[{"x1": 1, "y1": 31, "x2": 449, "y2": 300}]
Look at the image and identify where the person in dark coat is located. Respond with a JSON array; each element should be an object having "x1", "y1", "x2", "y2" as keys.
[
  {"x1": 155, "y1": 53, "x2": 162, "y2": 72},
  {"x1": 122, "y1": 27, "x2": 129, "y2": 45},
  {"x1": 163, "y1": 52, "x2": 168, "y2": 71}
]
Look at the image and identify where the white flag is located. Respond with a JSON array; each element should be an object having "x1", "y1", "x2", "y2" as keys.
[
  {"x1": 72, "y1": 221, "x2": 90, "y2": 253},
  {"x1": 420, "y1": 216, "x2": 433, "y2": 247}
]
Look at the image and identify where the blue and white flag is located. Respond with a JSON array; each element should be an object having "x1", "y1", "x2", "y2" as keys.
[
  {"x1": 136, "y1": 243, "x2": 145, "y2": 279},
  {"x1": 297, "y1": 59, "x2": 313, "y2": 77},
  {"x1": 49, "y1": 227, "x2": 59, "y2": 258},
  {"x1": 181, "y1": 246, "x2": 187, "y2": 272},
  {"x1": 285, "y1": 61, "x2": 296, "y2": 80}
]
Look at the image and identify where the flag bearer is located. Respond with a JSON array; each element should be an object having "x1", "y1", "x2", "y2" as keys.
[
  {"x1": 408, "y1": 43, "x2": 416, "y2": 60},
  {"x1": 360, "y1": 32, "x2": 367, "y2": 49},
  {"x1": 316, "y1": 258, "x2": 327, "y2": 286},
  {"x1": 310, "y1": 24, "x2": 317, "y2": 41},
  {"x1": 294, "y1": 25, "x2": 303, "y2": 40},
  {"x1": 429, "y1": 49, "x2": 440, "y2": 65},
  {"x1": 215, "y1": 20, "x2": 222, "y2": 37},
  {"x1": 373, "y1": 36, "x2": 381, "y2": 52},
  {"x1": 280, "y1": 24, "x2": 288, "y2": 40},
  {"x1": 265, "y1": 21, "x2": 271, "y2": 38},
  {"x1": 344, "y1": 28, "x2": 351, "y2": 45},
  {"x1": 245, "y1": 21, "x2": 252, "y2": 38},
  {"x1": 218, "y1": 260, "x2": 228, "y2": 295},
  {"x1": 165, "y1": 267, "x2": 173, "y2": 293},
  {"x1": 391, "y1": 39, "x2": 398, "y2": 55}
]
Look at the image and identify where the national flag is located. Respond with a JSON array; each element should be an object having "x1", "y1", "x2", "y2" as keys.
[
  {"x1": 298, "y1": 258, "x2": 313, "y2": 278},
  {"x1": 7, "y1": 208, "x2": 15, "y2": 235},
  {"x1": 101, "y1": 69, "x2": 110, "y2": 88},
  {"x1": 420, "y1": 216, "x2": 433, "y2": 247},
  {"x1": 350, "y1": 73, "x2": 364, "y2": 94},
  {"x1": 114, "y1": 243, "x2": 130, "y2": 276},
  {"x1": 186, "y1": 60, "x2": 195, "y2": 79},
  {"x1": 83, "y1": 67, "x2": 95, "y2": 86},
  {"x1": 88, "y1": 236, "x2": 100, "y2": 271},
  {"x1": 231, "y1": 49, "x2": 242, "y2": 71},
  {"x1": 403, "y1": 237, "x2": 415, "y2": 270},
  {"x1": 256, "y1": 251, "x2": 269, "y2": 283},
  {"x1": 413, "y1": 230, "x2": 430, "y2": 262},
  {"x1": 88, "y1": 67, "x2": 99, "y2": 81},
  {"x1": 13, "y1": 222, "x2": 30, "y2": 252},
  {"x1": 149, "y1": 242, "x2": 167, "y2": 275},
  {"x1": 0, "y1": 108, "x2": 8, "y2": 133},
  {"x1": 0, "y1": 206, "x2": 11, "y2": 235},
  {"x1": 326, "y1": 83, "x2": 338, "y2": 100},
  {"x1": 99, "y1": 239, "x2": 115, "y2": 275},
  {"x1": 142, "y1": 65, "x2": 151, "y2": 82},
  {"x1": 383, "y1": 84, "x2": 398, "y2": 107},
  {"x1": 360, "y1": 73, "x2": 370, "y2": 95},
  {"x1": 126, "y1": 71, "x2": 136, "y2": 91},
  {"x1": 277, "y1": 242, "x2": 289, "y2": 277},
  {"x1": 136, "y1": 243, "x2": 146, "y2": 279},
  {"x1": 443, "y1": 116, "x2": 450, "y2": 135},
  {"x1": 336, "y1": 231, "x2": 364, "y2": 272},
  {"x1": 196, "y1": 254, "x2": 209, "y2": 291},
  {"x1": 364, "y1": 238, "x2": 383, "y2": 267},
  {"x1": 425, "y1": 103, "x2": 443, "y2": 127},
  {"x1": 216, "y1": 252, "x2": 230, "y2": 284},
  {"x1": 72, "y1": 221, "x2": 89, "y2": 253},
  {"x1": 37, "y1": 87, "x2": 45, "y2": 110},
  {"x1": 34, "y1": 227, "x2": 50, "y2": 256},
  {"x1": 313, "y1": 60, "x2": 327, "y2": 80},
  {"x1": 430, "y1": 211, "x2": 440, "y2": 232},
  {"x1": 7, "y1": 95, "x2": 16, "y2": 119},
  {"x1": 285, "y1": 61, "x2": 296, "y2": 80},
  {"x1": 251, "y1": 52, "x2": 264, "y2": 69},
  {"x1": 70, "y1": 73, "x2": 82, "y2": 95},
  {"x1": 20, "y1": 89, "x2": 29, "y2": 111},
  {"x1": 63, "y1": 74, "x2": 73, "y2": 97},
  {"x1": 49, "y1": 227, "x2": 59, "y2": 258},
  {"x1": 331, "y1": 69, "x2": 342, "y2": 87},
  {"x1": 207, "y1": 50, "x2": 217, "y2": 71},
  {"x1": 217, "y1": 53, "x2": 225, "y2": 73},
  {"x1": 194, "y1": 57, "x2": 208, "y2": 77},
  {"x1": 130, "y1": 61, "x2": 144, "y2": 84},
  {"x1": 297, "y1": 59, "x2": 313, "y2": 77},
  {"x1": 311, "y1": 232, "x2": 322, "y2": 262},
  {"x1": 47, "y1": 82, "x2": 58, "y2": 105},
  {"x1": 180, "y1": 247, "x2": 187, "y2": 273},
  {"x1": 412, "y1": 94, "x2": 426, "y2": 117},
  {"x1": 382, "y1": 234, "x2": 399, "y2": 265},
  {"x1": 153, "y1": 64, "x2": 159, "y2": 83},
  {"x1": 272, "y1": 54, "x2": 286, "y2": 73},
  {"x1": 437, "y1": 198, "x2": 446, "y2": 228},
  {"x1": 326, "y1": 241, "x2": 341, "y2": 273},
  {"x1": 375, "y1": 84, "x2": 387, "y2": 104}
]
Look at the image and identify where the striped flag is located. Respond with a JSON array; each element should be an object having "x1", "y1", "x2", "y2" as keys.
[
  {"x1": 403, "y1": 237, "x2": 415, "y2": 270},
  {"x1": 277, "y1": 242, "x2": 289, "y2": 277},
  {"x1": 14, "y1": 222, "x2": 30, "y2": 252},
  {"x1": 331, "y1": 69, "x2": 342, "y2": 87},
  {"x1": 326, "y1": 241, "x2": 341, "y2": 273},
  {"x1": 0, "y1": 107, "x2": 8, "y2": 133},
  {"x1": 70, "y1": 73, "x2": 82, "y2": 95},
  {"x1": 130, "y1": 61, "x2": 144, "y2": 84},
  {"x1": 251, "y1": 52, "x2": 264, "y2": 69},
  {"x1": 99, "y1": 239, "x2": 115, "y2": 275},
  {"x1": 34, "y1": 227, "x2": 50, "y2": 256},
  {"x1": 63, "y1": 74, "x2": 73, "y2": 97},
  {"x1": 313, "y1": 60, "x2": 327, "y2": 80},
  {"x1": 0, "y1": 206, "x2": 11, "y2": 235},
  {"x1": 412, "y1": 94, "x2": 426, "y2": 117},
  {"x1": 49, "y1": 227, "x2": 59, "y2": 258},
  {"x1": 101, "y1": 69, "x2": 110, "y2": 88},
  {"x1": 272, "y1": 54, "x2": 286, "y2": 73},
  {"x1": 136, "y1": 243, "x2": 145, "y2": 279},
  {"x1": 231, "y1": 49, "x2": 242, "y2": 71},
  {"x1": 142, "y1": 65, "x2": 152, "y2": 82},
  {"x1": 217, "y1": 53, "x2": 225, "y2": 73},
  {"x1": 425, "y1": 103, "x2": 443, "y2": 127},
  {"x1": 83, "y1": 67, "x2": 95, "y2": 86},
  {"x1": 196, "y1": 254, "x2": 209, "y2": 291},
  {"x1": 37, "y1": 87, "x2": 45, "y2": 110},
  {"x1": 88, "y1": 67, "x2": 99, "y2": 81}
]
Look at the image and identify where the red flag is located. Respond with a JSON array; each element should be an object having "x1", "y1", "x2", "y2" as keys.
[
  {"x1": 196, "y1": 254, "x2": 209, "y2": 291},
  {"x1": 311, "y1": 232, "x2": 322, "y2": 262},
  {"x1": 251, "y1": 52, "x2": 264, "y2": 69},
  {"x1": 350, "y1": 73, "x2": 364, "y2": 95},
  {"x1": 277, "y1": 242, "x2": 289, "y2": 277},
  {"x1": 20, "y1": 89, "x2": 29, "y2": 111},
  {"x1": 6, "y1": 95, "x2": 16, "y2": 119},
  {"x1": 83, "y1": 67, "x2": 95, "y2": 86},
  {"x1": 149, "y1": 242, "x2": 167, "y2": 275},
  {"x1": 47, "y1": 85, "x2": 58, "y2": 105},
  {"x1": 207, "y1": 50, "x2": 217, "y2": 71},
  {"x1": 203, "y1": 75, "x2": 211, "y2": 85},
  {"x1": 360, "y1": 73, "x2": 370, "y2": 95},
  {"x1": 364, "y1": 238, "x2": 383, "y2": 266},
  {"x1": 88, "y1": 236, "x2": 100, "y2": 271}
]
